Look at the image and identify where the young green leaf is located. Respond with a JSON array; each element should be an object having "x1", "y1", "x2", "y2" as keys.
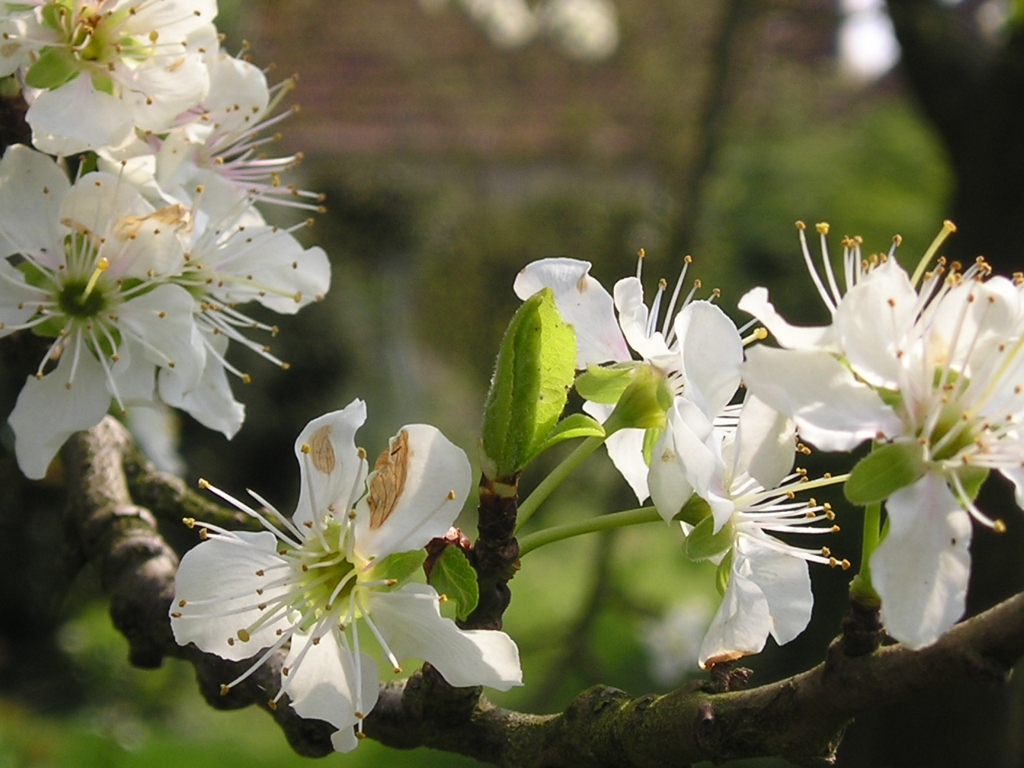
[
  {"x1": 480, "y1": 288, "x2": 577, "y2": 479},
  {"x1": 428, "y1": 545, "x2": 480, "y2": 621}
]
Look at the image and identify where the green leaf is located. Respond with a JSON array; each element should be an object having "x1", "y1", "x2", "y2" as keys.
[
  {"x1": 575, "y1": 363, "x2": 638, "y2": 404},
  {"x1": 844, "y1": 442, "x2": 927, "y2": 506},
  {"x1": 25, "y1": 47, "x2": 79, "y2": 90},
  {"x1": 366, "y1": 549, "x2": 427, "y2": 586},
  {"x1": 715, "y1": 549, "x2": 733, "y2": 596},
  {"x1": 429, "y1": 545, "x2": 479, "y2": 621},
  {"x1": 529, "y1": 413, "x2": 605, "y2": 458},
  {"x1": 685, "y1": 515, "x2": 735, "y2": 562},
  {"x1": 480, "y1": 288, "x2": 577, "y2": 479}
]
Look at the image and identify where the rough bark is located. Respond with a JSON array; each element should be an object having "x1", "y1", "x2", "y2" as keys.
[{"x1": 60, "y1": 417, "x2": 1024, "y2": 767}]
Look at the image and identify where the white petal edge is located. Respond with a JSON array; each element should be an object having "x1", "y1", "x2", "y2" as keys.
[
  {"x1": 368, "y1": 583, "x2": 522, "y2": 690},
  {"x1": 353, "y1": 424, "x2": 472, "y2": 561},
  {"x1": 871, "y1": 473, "x2": 971, "y2": 649}
]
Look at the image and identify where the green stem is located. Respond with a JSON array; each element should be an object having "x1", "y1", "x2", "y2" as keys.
[
  {"x1": 518, "y1": 506, "x2": 663, "y2": 557},
  {"x1": 515, "y1": 435, "x2": 605, "y2": 533},
  {"x1": 851, "y1": 501, "x2": 882, "y2": 603}
]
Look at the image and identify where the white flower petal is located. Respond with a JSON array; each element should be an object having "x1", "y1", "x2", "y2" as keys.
[
  {"x1": 0, "y1": 260, "x2": 45, "y2": 331},
  {"x1": 293, "y1": 401, "x2": 369, "y2": 530},
  {"x1": 1000, "y1": 462, "x2": 1024, "y2": 511},
  {"x1": 738, "y1": 534, "x2": 812, "y2": 645},
  {"x1": 205, "y1": 228, "x2": 331, "y2": 313},
  {"x1": 613, "y1": 276, "x2": 673, "y2": 363},
  {"x1": 835, "y1": 258, "x2": 918, "y2": 389},
  {"x1": 676, "y1": 301, "x2": 743, "y2": 417},
  {"x1": 187, "y1": 54, "x2": 270, "y2": 143},
  {"x1": 368, "y1": 583, "x2": 522, "y2": 690},
  {"x1": 331, "y1": 727, "x2": 360, "y2": 754},
  {"x1": 871, "y1": 473, "x2": 971, "y2": 649},
  {"x1": 27, "y1": 75, "x2": 134, "y2": 155},
  {"x1": 698, "y1": 565, "x2": 770, "y2": 669},
  {"x1": 353, "y1": 424, "x2": 472, "y2": 560},
  {"x1": 158, "y1": 330, "x2": 244, "y2": 439},
  {"x1": 171, "y1": 530, "x2": 292, "y2": 660},
  {"x1": 647, "y1": 420, "x2": 694, "y2": 523},
  {"x1": 285, "y1": 631, "x2": 379, "y2": 732},
  {"x1": 741, "y1": 346, "x2": 901, "y2": 451},
  {"x1": 737, "y1": 287, "x2": 834, "y2": 350},
  {"x1": 735, "y1": 394, "x2": 795, "y2": 491},
  {"x1": 584, "y1": 400, "x2": 650, "y2": 502},
  {"x1": 109, "y1": 341, "x2": 157, "y2": 404},
  {"x1": 118, "y1": 284, "x2": 204, "y2": 389},
  {"x1": 124, "y1": 50, "x2": 211, "y2": 133},
  {"x1": 0, "y1": 144, "x2": 70, "y2": 260},
  {"x1": 514, "y1": 257, "x2": 630, "y2": 367},
  {"x1": 128, "y1": 0, "x2": 219, "y2": 41},
  {"x1": 9, "y1": 351, "x2": 111, "y2": 479}
]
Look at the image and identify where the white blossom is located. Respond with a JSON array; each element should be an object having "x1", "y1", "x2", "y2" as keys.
[
  {"x1": 2, "y1": 0, "x2": 218, "y2": 154},
  {"x1": 740, "y1": 222, "x2": 1024, "y2": 647},
  {"x1": 170, "y1": 400, "x2": 522, "y2": 751},
  {"x1": 514, "y1": 254, "x2": 743, "y2": 504},
  {"x1": 660, "y1": 395, "x2": 845, "y2": 668},
  {"x1": 0, "y1": 144, "x2": 203, "y2": 478}
]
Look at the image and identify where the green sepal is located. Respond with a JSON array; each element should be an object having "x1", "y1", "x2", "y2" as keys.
[
  {"x1": 685, "y1": 514, "x2": 735, "y2": 562},
  {"x1": 844, "y1": 442, "x2": 927, "y2": 506},
  {"x1": 715, "y1": 549, "x2": 734, "y2": 596},
  {"x1": 18, "y1": 260, "x2": 50, "y2": 290},
  {"x1": 575, "y1": 362, "x2": 639, "y2": 404},
  {"x1": 602, "y1": 365, "x2": 670, "y2": 435},
  {"x1": 428, "y1": 545, "x2": 480, "y2": 621},
  {"x1": 25, "y1": 47, "x2": 79, "y2": 90},
  {"x1": 641, "y1": 423, "x2": 664, "y2": 466},
  {"x1": 366, "y1": 549, "x2": 427, "y2": 588},
  {"x1": 0, "y1": 76, "x2": 21, "y2": 98},
  {"x1": 39, "y1": 2, "x2": 65, "y2": 32},
  {"x1": 674, "y1": 493, "x2": 712, "y2": 527},
  {"x1": 90, "y1": 71, "x2": 116, "y2": 95},
  {"x1": 530, "y1": 413, "x2": 605, "y2": 458},
  {"x1": 480, "y1": 288, "x2": 577, "y2": 479},
  {"x1": 954, "y1": 466, "x2": 989, "y2": 503}
]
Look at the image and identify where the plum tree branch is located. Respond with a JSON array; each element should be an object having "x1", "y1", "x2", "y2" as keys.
[{"x1": 63, "y1": 417, "x2": 1024, "y2": 767}]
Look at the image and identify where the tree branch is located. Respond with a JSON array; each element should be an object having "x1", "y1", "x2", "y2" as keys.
[
  {"x1": 885, "y1": 0, "x2": 990, "y2": 154},
  {"x1": 63, "y1": 417, "x2": 1024, "y2": 767}
]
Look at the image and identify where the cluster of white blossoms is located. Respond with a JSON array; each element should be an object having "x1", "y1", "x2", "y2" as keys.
[
  {"x1": 516, "y1": 255, "x2": 847, "y2": 668},
  {"x1": 170, "y1": 400, "x2": 522, "y2": 751},
  {"x1": 0, "y1": 0, "x2": 330, "y2": 478},
  {"x1": 741, "y1": 222, "x2": 1024, "y2": 648}
]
